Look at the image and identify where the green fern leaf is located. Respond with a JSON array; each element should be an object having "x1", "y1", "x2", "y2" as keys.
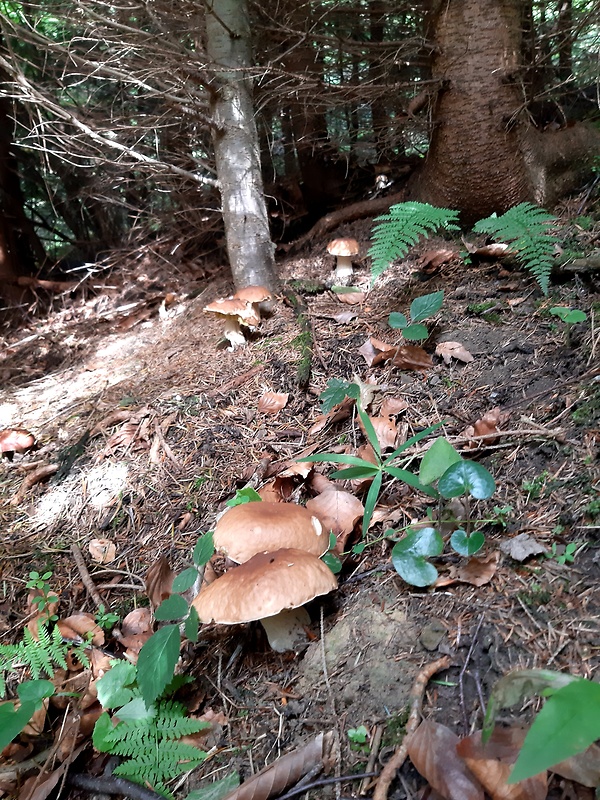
[
  {"x1": 369, "y1": 202, "x2": 460, "y2": 281},
  {"x1": 473, "y1": 202, "x2": 555, "y2": 294}
]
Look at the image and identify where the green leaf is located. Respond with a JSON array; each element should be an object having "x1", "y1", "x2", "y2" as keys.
[
  {"x1": 384, "y1": 466, "x2": 439, "y2": 498},
  {"x1": 304, "y1": 453, "x2": 379, "y2": 467},
  {"x1": 155, "y1": 594, "x2": 189, "y2": 621},
  {"x1": 391, "y1": 527, "x2": 443, "y2": 587},
  {"x1": 226, "y1": 487, "x2": 262, "y2": 507},
  {"x1": 438, "y1": 460, "x2": 496, "y2": 499},
  {"x1": 383, "y1": 420, "x2": 445, "y2": 462},
  {"x1": 116, "y1": 697, "x2": 157, "y2": 722},
  {"x1": 92, "y1": 711, "x2": 114, "y2": 751},
  {"x1": 356, "y1": 403, "x2": 381, "y2": 458},
  {"x1": 328, "y1": 532, "x2": 337, "y2": 550},
  {"x1": 0, "y1": 702, "x2": 37, "y2": 750},
  {"x1": 17, "y1": 679, "x2": 54, "y2": 705},
  {"x1": 388, "y1": 312, "x2": 408, "y2": 329},
  {"x1": 419, "y1": 437, "x2": 462, "y2": 485},
  {"x1": 193, "y1": 532, "x2": 215, "y2": 567},
  {"x1": 172, "y1": 568, "x2": 200, "y2": 593},
  {"x1": 330, "y1": 466, "x2": 380, "y2": 480},
  {"x1": 509, "y1": 680, "x2": 600, "y2": 782},
  {"x1": 319, "y1": 378, "x2": 360, "y2": 413},
  {"x1": 96, "y1": 660, "x2": 137, "y2": 709},
  {"x1": 322, "y1": 552, "x2": 342, "y2": 574},
  {"x1": 137, "y1": 625, "x2": 181, "y2": 707},
  {"x1": 450, "y1": 530, "x2": 485, "y2": 556},
  {"x1": 348, "y1": 725, "x2": 369, "y2": 744},
  {"x1": 362, "y1": 470, "x2": 383, "y2": 534},
  {"x1": 185, "y1": 772, "x2": 239, "y2": 800},
  {"x1": 410, "y1": 291, "x2": 444, "y2": 323},
  {"x1": 352, "y1": 542, "x2": 366, "y2": 555},
  {"x1": 185, "y1": 605, "x2": 199, "y2": 644},
  {"x1": 402, "y1": 323, "x2": 429, "y2": 341},
  {"x1": 549, "y1": 306, "x2": 587, "y2": 324}
]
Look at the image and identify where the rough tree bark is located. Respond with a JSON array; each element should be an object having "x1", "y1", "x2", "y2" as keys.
[
  {"x1": 411, "y1": 0, "x2": 600, "y2": 222},
  {"x1": 204, "y1": 0, "x2": 277, "y2": 291}
]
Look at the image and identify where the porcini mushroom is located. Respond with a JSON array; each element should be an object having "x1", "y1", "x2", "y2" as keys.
[
  {"x1": 213, "y1": 501, "x2": 327, "y2": 563},
  {"x1": 192, "y1": 548, "x2": 337, "y2": 651},
  {"x1": 203, "y1": 296, "x2": 260, "y2": 350},
  {"x1": 327, "y1": 238, "x2": 360, "y2": 284}
]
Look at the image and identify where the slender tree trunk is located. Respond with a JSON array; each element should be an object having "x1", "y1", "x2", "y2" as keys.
[{"x1": 204, "y1": 0, "x2": 277, "y2": 291}]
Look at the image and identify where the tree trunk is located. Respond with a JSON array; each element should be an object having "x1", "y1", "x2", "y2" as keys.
[
  {"x1": 411, "y1": 0, "x2": 532, "y2": 222},
  {"x1": 204, "y1": 0, "x2": 277, "y2": 291}
]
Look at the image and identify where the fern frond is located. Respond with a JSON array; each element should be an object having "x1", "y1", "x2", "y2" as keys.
[
  {"x1": 369, "y1": 201, "x2": 460, "y2": 281},
  {"x1": 473, "y1": 202, "x2": 556, "y2": 294}
]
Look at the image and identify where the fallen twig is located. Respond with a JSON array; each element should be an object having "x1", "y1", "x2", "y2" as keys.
[
  {"x1": 71, "y1": 543, "x2": 107, "y2": 610},
  {"x1": 68, "y1": 773, "x2": 165, "y2": 800},
  {"x1": 372, "y1": 655, "x2": 451, "y2": 800}
]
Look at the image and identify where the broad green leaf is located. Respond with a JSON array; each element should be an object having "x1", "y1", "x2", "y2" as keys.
[
  {"x1": 509, "y1": 680, "x2": 600, "y2": 782},
  {"x1": 193, "y1": 531, "x2": 214, "y2": 567},
  {"x1": 419, "y1": 437, "x2": 462, "y2": 485},
  {"x1": 155, "y1": 594, "x2": 189, "y2": 621},
  {"x1": 330, "y1": 465, "x2": 380, "y2": 480},
  {"x1": 383, "y1": 420, "x2": 445, "y2": 462},
  {"x1": 483, "y1": 668, "x2": 578, "y2": 743},
  {"x1": 319, "y1": 378, "x2": 360, "y2": 413},
  {"x1": 438, "y1": 460, "x2": 496, "y2": 499},
  {"x1": 185, "y1": 605, "x2": 200, "y2": 644},
  {"x1": 17, "y1": 679, "x2": 54, "y2": 705},
  {"x1": 185, "y1": 772, "x2": 240, "y2": 800},
  {"x1": 402, "y1": 323, "x2": 429, "y2": 341},
  {"x1": 137, "y1": 624, "x2": 181, "y2": 707},
  {"x1": 328, "y1": 532, "x2": 337, "y2": 550},
  {"x1": 0, "y1": 701, "x2": 37, "y2": 750},
  {"x1": 172, "y1": 567, "x2": 200, "y2": 593},
  {"x1": 391, "y1": 527, "x2": 443, "y2": 587},
  {"x1": 450, "y1": 530, "x2": 485, "y2": 556},
  {"x1": 352, "y1": 542, "x2": 366, "y2": 555},
  {"x1": 410, "y1": 291, "x2": 444, "y2": 323},
  {"x1": 384, "y1": 466, "x2": 439, "y2": 498},
  {"x1": 92, "y1": 711, "x2": 114, "y2": 751},
  {"x1": 116, "y1": 697, "x2": 156, "y2": 722},
  {"x1": 356, "y1": 404, "x2": 381, "y2": 458},
  {"x1": 388, "y1": 312, "x2": 408, "y2": 329},
  {"x1": 549, "y1": 306, "x2": 587, "y2": 324},
  {"x1": 362, "y1": 469, "x2": 384, "y2": 534},
  {"x1": 226, "y1": 487, "x2": 262, "y2": 507},
  {"x1": 96, "y1": 660, "x2": 137, "y2": 709},
  {"x1": 322, "y1": 552, "x2": 342, "y2": 574}
]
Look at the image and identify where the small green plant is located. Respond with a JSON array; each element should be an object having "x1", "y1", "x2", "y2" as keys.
[
  {"x1": 549, "y1": 306, "x2": 587, "y2": 346},
  {"x1": 490, "y1": 504, "x2": 513, "y2": 529},
  {"x1": 521, "y1": 470, "x2": 550, "y2": 500},
  {"x1": 546, "y1": 541, "x2": 582, "y2": 565},
  {"x1": 26, "y1": 571, "x2": 59, "y2": 622},
  {"x1": 95, "y1": 604, "x2": 120, "y2": 631},
  {"x1": 484, "y1": 669, "x2": 600, "y2": 782},
  {"x1": 226, "y1": 487, "x2": 262, "y2": 507},
  {"x1": 347, "y1": 725, "x2": 370, "y2": 752},
  {"x1": 388, "y1": 291, "x2": 444, "y2": 342}
]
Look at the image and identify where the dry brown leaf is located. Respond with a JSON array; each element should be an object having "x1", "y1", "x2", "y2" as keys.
[
  {"x1": 258, "y1": 392, "x2": 289, "y2": 415},
  {"x1": 419, "y1": 248, "x2": 457, "y2": 272},
  {"x1": 461, "y1": 408, "x2": 508, "y2": 449},
  {"x1": 456, "y1": 727, "x2": 547, "y2": 800},
  {"x1": 435, "y1": 341, "x2": 474, "y2": 365},
  {"x1": 89, "y1": 409, "x2": 133, "y2": 438},
  {"x1": 407, "y1": 720, "x2": 484, "y2": 800},
  {"x1": 180, "y1": 708, "x2": 229, "y2": 751},
  {"x1": 331, "y1": 310, "x2": 358, "y2": 323},
  {"x1": 220, "y1": 731, "x2": 333, "y2": 800},
  {"x1": 19, "y1": 743, "x2": 85, "y2": 800},
  {"x1": 21, "y1": 700, "x2": 48, "y2": 737},
  {"x1": 308, "y1": 398, "x2": 353, "y2": 437},
  {"x1": 336, "y1": 289, "x2": 365, "y2": 305},
  {"x1": 113, "y1": 607, "x2": 153, "y2": 659},
  {"x1": 435, "y1": 551, "x2": 500, "y2": 588},
  {"x1": 258, "y1": 478, "x2": 288, "y2": 502},
  {"x1": 551, "y1": 743, "x2": 600, "y2": 788},
  {"x1": 11, "y1": 464, "x2": 58, "y2": 505},
  {"x1": 392, "y1": 345, "x2": 433, "y2": 371},
  {"x1": 358, "y1": 336, "x2": 396, "y2": 367},
  {"x1": 145, "y1": 557, "x2": 174, "y2": 610},
  {"x1": 88, "y1": 538, "x2": 116, "y2": 564},
  {"x1": 0, "y1": 429, "x2": 35, "y2": 457},
  {"x1": 90, "y1": 647, "x2": 112, "y2": 679},
  {"x1": 360, "y1": 415, "x2": 397, "y2": 450},
  {"x1": 308, "y1": 472, "x2": 336, "y2": 494},
  {"x1": 278, "y1": 462, "x2": 313, "y2": 479},
  {"x1": 380, "y1": 397, "x2": 408, "y2": 417},
  {"x1": 58, "y1": 613, "x2": 104, "y2": 646},
  {"x1": 306, "y1": 490, "x2": 364, "y2": 553},
  {"x1": 467, "y1": 242, "x2": 512, "y2": 259}
]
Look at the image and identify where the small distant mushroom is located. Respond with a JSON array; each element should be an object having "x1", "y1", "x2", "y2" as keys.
[
  {"x1": 192, "y1": 548, "x2": 337, "y2": 651},
  {"x1": 203, "y1": 296, "x2": 260, "y2": 350},
  {"x1": 327, "y1": 238, "x2": 360, "y2": 284},
  {"x1": 213, "y1": 501, "x2": 327, "y2": 564}
]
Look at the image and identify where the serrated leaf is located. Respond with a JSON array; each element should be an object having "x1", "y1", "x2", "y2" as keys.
[
  {"x1": 420, "y1": 437, "x2": 462, "y2": 485},
  {"x1": 172, "y1": 568, "x2": 199, "y2": 593},
  {"x1": 438, "y1": 460, "x2": 495, "y2": 499},
  {"x1": 388, "y1": 312, "x2": 408, "y2": 329},
  {"x1": 402, "y1": 323, "x2": 429, "y2": 341},
  {"x1": 410, "y1": 291, "x2": 444, "y2": 322},
  {"x1": 137, "y1": 625, "x2": 181, "y2": 707},
  {"x1": 450, "y1": 530, "x2": 485, "y2": 556},
  {"x1": 510, "y1": 680, "x2": 600, "y2": 782},
  {"x1": 193, "y1": 532, "x2": 214, "y2": 567},
  {"x1": 155, "y1": 594, "x2": 189, "y2": 621}
]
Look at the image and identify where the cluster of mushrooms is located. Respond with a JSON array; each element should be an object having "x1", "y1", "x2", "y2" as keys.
[
  {"x1": 203, "y1": 285, "x2": 272, "y2": 350},
  {"x1": 191, "y1": 502, "x2": 337, "y2": 652}
]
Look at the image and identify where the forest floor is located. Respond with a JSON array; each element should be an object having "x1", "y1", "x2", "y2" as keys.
[{"x1": 0, "y1": 205, "x2": 599, "y2": 800}]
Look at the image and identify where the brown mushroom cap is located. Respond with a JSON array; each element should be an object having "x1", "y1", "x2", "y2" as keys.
[
  {"x1": 213, "y1": 502, "x2": 327, "y2": 563},
  {"x1": 234, "y1": 285, "x2": 272, "y2": 304},
  {"x1": 203, "y1": 297, "x2": 260, "y2": 327},
  {"x1": 191, "y1": 548, "x2": 337, "y2": 624},
  {"x1": 327, "y1": 238, "x2": 359, "y2": 257}
]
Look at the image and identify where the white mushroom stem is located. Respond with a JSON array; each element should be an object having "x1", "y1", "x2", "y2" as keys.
[
  {"x1": 223, "y1": 317, "x2": 247, "y2": 350},
  {"x1": 334, "y1": 256, "x2": 354, "y2": 283},
  {"x1": 260, "y1": 607, "x2": 311, "y2": 652}
]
